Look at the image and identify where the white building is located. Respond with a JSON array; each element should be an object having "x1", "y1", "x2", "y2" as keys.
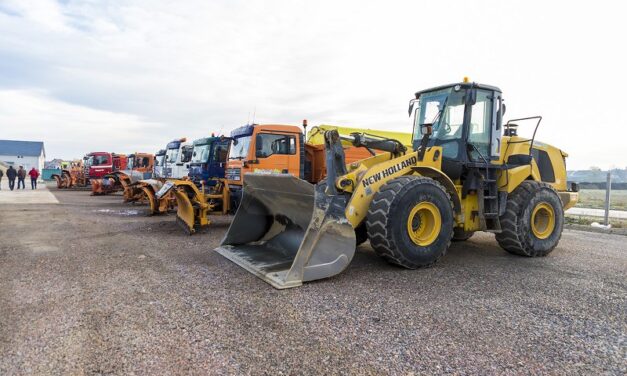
[{"x1": 0, "y1": 140, "x2": 46, "y2": 173}]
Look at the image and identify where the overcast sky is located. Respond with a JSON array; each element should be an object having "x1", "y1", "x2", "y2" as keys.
[{"x1": 0, "y1": 0, "x2": 625, "y2": 170}]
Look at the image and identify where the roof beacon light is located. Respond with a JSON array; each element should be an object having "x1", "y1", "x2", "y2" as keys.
[{"x1": 463, "y1": 76, "x2": 470, "y2": 83}]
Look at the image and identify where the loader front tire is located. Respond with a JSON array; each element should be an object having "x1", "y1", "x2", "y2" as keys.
[
  {"x1": 496, "y1": 181, "x2": 564, "y2": 257},
  {"x1": 366, "y1": 176, "x2": 454, "y2": 269}
]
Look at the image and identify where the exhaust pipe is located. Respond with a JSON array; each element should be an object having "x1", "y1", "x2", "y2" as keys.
[{"x1": 216, "y1": 174, "x2": 356, "y2": 289}]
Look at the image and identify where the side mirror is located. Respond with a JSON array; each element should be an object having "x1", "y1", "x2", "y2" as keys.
[
  {"x1": 407, "y1": 98, "x2": 417, "y2": 116},
  {"x1": 420, "y1": 123, "x2": 433, "y2": 136},
  {"x1": 502, "y1": 103, "x2": 507, "y2": 115},
  {"x1": 193, "y1": 151, "x2": 197, "y2": 157}
]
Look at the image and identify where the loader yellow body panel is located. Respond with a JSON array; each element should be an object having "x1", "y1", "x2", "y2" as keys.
[
  {"x1": 307, "y1": 125, "x2": 413, "y2": 147},
  {"x1": 341, "y1": 147, "x2": 443, "y2": 228},
  {"x1": 497, "y1": 136, "x2": 568, "y2": 192}
]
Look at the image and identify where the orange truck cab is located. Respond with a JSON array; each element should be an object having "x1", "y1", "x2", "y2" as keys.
[
  {"x1": 224, "y1": 123, "x2": 389, "y2": 209},
  {"x1": 126, "y1": 152, "x2": 155, "y2": 179},
  {"x1": 226, "y1": 124, "x2": 302, "y2": 207}
]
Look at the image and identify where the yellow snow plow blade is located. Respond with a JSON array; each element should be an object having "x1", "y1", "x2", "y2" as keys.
[
  {"x1": 216, "y1": 174, "x2": 356, "y2": 289},
  {"x1": 155, "y1": 180, "x2": 210, "y2": 234}
]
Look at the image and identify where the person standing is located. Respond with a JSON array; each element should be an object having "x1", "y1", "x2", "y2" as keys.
[
  {"x1": 17, "y1": 166, "x2": 26, "y2": 190},
  {"x1": 28, "y1": 167, "x2": 40, "y2": 190},
  {"x1": 0, "y1": 168, "x2": 3, "y2": 190},
  {"x1": 6, "y1": 166, "x2": 17, "y2": 191}
]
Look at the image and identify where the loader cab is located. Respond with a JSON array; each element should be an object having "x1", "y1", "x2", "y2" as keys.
[
  {"x1": 188, "y1": 136, "x2": 230, "y2": 186},
  {"x1": 410, "y1": 81, "x2": 504, "y2": 179}
]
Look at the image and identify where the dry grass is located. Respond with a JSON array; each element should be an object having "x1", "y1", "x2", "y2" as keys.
[{"x1": 574, "y1": 189, "x2": 627, "y2": 210}]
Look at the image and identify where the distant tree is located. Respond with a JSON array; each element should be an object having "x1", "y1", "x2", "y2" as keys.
[{"x1": 590, "y1": 166, "x2": 601, "y2": 171}]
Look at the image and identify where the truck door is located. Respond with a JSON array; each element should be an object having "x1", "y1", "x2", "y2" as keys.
[
  {"x1": 209, "y1": 140, "x2": 230, "y2": 179},
  {"x1": 254, "y1": 132, "x2": 298, "y2": 175}
]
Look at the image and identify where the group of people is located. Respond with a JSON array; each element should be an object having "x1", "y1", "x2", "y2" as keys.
[{"x1": 0, "y1": 166, "x2": 40, "y2": 191}]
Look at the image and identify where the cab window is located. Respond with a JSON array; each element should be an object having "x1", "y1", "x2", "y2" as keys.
[
  {"x1": 211, "y1": 141, "x2": 229, "y2": 163},
  {"x1": 468, "y1": 90, "x2": 493, "y2": 161},
  {"x1": 256, "y1": 133, "x2": 296, "y2": 158}
]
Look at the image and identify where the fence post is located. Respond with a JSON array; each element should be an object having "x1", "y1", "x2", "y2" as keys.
[{"x1": 604, "y1": 171, "x2": 611, "y2": 226}]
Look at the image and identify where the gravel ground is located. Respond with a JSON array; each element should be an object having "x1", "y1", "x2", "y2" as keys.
[{"x1": 1, "y1": 188, "x2": 626, "y2": 375}]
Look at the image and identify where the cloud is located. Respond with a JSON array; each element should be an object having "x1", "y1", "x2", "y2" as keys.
[
  {"x1": 0, "y1": 89, "x2": 165, "y2": 158},
  {"x1": 0, "y1": 0, "x2": 625, "y2": 168}
]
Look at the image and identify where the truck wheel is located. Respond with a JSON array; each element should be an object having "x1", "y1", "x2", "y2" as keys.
[
  {"x1": 366, "y1": 176, "x2": 454, "y2": 269},
  {"x1": 496, "y1": 181, "x2": 564, "y2": 257},
  {"x1": 452, "y1": 228, "x2": 474, "y2": 241}
]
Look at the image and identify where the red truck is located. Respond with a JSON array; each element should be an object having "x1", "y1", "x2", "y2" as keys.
[{"x1": 85, "y1": 152, "x2": 128, "y2": 179}]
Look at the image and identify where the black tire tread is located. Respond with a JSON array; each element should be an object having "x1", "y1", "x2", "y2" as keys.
[
  {"x1": 366, "y1": 176, "x2": 453, "y2": 268},
  {"x1": 495, "y1": 180, "x2": 564, "y2": 257}
]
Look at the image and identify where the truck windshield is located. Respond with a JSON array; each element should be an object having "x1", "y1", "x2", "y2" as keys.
[
  {"x1": 166, "y1": 147, "x2": 179, "y2": 164},
  {"x1": 127, "y1": 157, "x2": 135, "y2": 170},
  {"x1": 155, "y1": 154, "x2": 165, "y2": 166},
  {"x1": 192, "y1": 144, "x2": 210, "y2": 163},
  {"x1": 89, "y1": 155, "x2": 110, "y2": 166},
  {"x1": 228, "y1": 136, "x2": 251, "y2": 160}
]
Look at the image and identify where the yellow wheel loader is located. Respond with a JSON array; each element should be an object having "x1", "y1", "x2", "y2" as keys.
[{"x1": 216, "y1": 79, "x2": 580, "y2": 289}]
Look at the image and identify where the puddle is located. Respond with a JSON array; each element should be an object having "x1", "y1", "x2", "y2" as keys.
[
  {"x1": 20, "y1": 242, "x2": 60, "y2": 253},
  {"x1": 94, "y1": 209, "x2": 140, "y2": 216}
]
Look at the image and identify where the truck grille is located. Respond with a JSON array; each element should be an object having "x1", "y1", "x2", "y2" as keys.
[{"x1": 225, "y1": 168, "x2": 241, "y2": 181}]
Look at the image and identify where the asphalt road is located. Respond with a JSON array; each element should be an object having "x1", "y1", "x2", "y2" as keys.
[{"x1": 1, "y1": 188, "x2": 625, "y2": 375}]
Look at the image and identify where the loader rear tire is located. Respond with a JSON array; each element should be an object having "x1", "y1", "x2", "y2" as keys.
[
  {"x1": 496, "y1": 181, "x2": 564, "y2": 257},
  {"x1": 452, "y1": 228, "x2": 474, "y2": 241},
  {"x1": 366, "y1": 176, "x2": 454, "y2": 269}
]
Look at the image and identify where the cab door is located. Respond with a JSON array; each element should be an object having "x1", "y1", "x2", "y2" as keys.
[
  {"x1": 209, "y1": 140, "x2": 230, "y2": 179},
  {"x1": 253, "y1": 132, "x2": 298, "y2": 176}
]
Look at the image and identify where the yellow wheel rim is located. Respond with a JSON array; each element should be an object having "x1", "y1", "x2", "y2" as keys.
[
  {"x1": 531, "y1": 202, "x2": 555, "y2": 239},
  {"x1": 407, "y1": 202, "x2": 441, "y2": 246}
]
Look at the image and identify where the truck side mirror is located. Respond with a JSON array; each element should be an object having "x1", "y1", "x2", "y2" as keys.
[{"x1": 421, "y1": 123, "x2": 433, "y2": 136}]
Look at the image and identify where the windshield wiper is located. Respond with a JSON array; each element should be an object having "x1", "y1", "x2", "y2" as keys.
[{"x1": 430, "y1": 97, "x2": 448, "y2": 126}]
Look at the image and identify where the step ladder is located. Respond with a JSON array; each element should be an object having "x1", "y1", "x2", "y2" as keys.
[{"x1": 478, "y1": 168, "x2": 502, "y2": 232}]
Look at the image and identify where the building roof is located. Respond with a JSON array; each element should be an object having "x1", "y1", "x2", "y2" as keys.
[{"x1": 0, "y1": 140, "x2": 45, "y2": 157}]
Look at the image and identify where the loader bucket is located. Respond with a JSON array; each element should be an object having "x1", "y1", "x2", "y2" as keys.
[{"x1": 216, "y1": 174, "x2": 356, "y2": 289}]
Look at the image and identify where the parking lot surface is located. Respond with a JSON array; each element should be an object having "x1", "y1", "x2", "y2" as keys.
[{"x1": 1, "y1": 188, "x2": 625, "y2": 374}]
